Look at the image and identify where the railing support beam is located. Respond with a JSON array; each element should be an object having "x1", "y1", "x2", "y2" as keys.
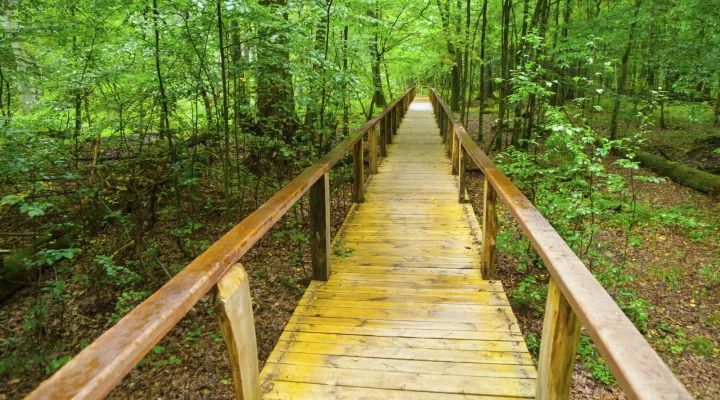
[
  {"x1": 309, "y1": 173, "x2": 331, "y2": 280},
  {"x1": 451, "y1": 127, "x2": 459, "y2": 175},
  {"x1": 481, "y1": 177, "x2": 497, "y2": 279},
  {"x1": 536, "y1": 278, "x2": 581, "y2": 400},
  {"x1": 458, "y1": 147, "x2": 466, "y2": 203},
  {"x1": 352, "y1": 139, "x2": 364, "y2": 203},
  {"x1": 369, "y1": 125, "x2": 378, "y2": 174},
  {"x1": 380, "y1": 117, "x2": 387, "y2": 157},
  {"x1": 214, "y1": 264, "x2": 261, "y2": 400}
]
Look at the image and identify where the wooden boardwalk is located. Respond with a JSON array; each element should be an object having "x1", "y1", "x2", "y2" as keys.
[{"x1": 259, "y1": 96, "x2": 536, "y2": 399}]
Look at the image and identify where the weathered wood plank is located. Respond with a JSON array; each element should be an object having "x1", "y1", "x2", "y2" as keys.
[
  {"x1": 482, "y1": 176, "x2": 498, "y2": 279},
  {"x1": 214, "y1": 264, "x2": 260, "y2": 400},
  {"x1": 261, "y1": 381, "x2": 530, "y2": 400},
  {"x1": 260, "y1": 364, "x2": 535, "y2": 397},
  {"x1": 536, "y1": 278, "x2": 581, "y2": 400},
  {"x1": 309, "y1": 173, "x2": 331, "y2": 281},
  {"x1": 266, "y1": 352, "x2": 536, "y2": 379}
]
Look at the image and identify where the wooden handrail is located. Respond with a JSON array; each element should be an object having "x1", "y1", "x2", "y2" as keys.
[
  {"x1": 25, "y1": 88, "x2": 416, "y2": 400},
  {"x1": 429, "y1": 88, "x2": 691, "y2": 400}
]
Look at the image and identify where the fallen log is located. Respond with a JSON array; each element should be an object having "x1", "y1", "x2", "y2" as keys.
[
  {"x1": 633, "y1": 150, "x2": 720, "y2": 194},
  {"x1": 0, "y1": 232, "x2": 75, "y2": 302}
]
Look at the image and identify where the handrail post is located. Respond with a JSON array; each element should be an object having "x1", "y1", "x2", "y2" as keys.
[
  {"x1": 380, "y1": 115, "x2": 387, "y2": 157},
  {"x1": 214, "y1": 264, "x2": 261, "y2": 400},
  {"x1": 309, "y1": 173, "x2": 331, "y2": 280},
  {"x1": 451, "y1": 128, "x2": 459, "y2": 175},
  {"x1": 352, "y1": 139, "x2": 364, "y2": 203},
  {"x1": 536, "y1": 278, "x2": 581, "y2": 400},
  {"x1": 386, "y1": 112, "x2": 393, "y2": 145},
  {"x1": 458, "y1": 146, "x2": 466, "y2": 203},
  {"x1": 390, "y1": 107, "x2": 396, "y2": 138},
  {"x1": 481, "y1": 177, "x2": 497, "y2": 279},
  {"x1": 369, "y1": 125, "x2": 378, "y2": 174},
  {"x1": 446, "y1": 118, "x2": 452, "y2": 157},
  {"x1": 439, "y1": 112, "x2": 445, "y2": 138},
  {"x1": 395, "y1": 103, "x2": 401, "y2": 132}
]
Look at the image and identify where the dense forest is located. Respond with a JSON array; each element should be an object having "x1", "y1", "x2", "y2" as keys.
[{"x1": 1, "y1": 0, "x2": 718, "y2": 398}]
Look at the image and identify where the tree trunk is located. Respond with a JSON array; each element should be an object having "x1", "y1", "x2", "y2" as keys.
[
  {"x1": 477, "y1": 0, "x2": 488, "y2": 142},
  {"x1": 610, "y1": 0, "x2": 643, "y2": 140},
  {"x1": 460, "y1": 0, "x2": 470, "y2": 122},
  {"x1": 342, "y1": 25, "x2": 349, "y2": 136},
  {"x1": 714, "y1": 83, "x2": 719, "y2": 126},
  {"x1": 152, "y1": 0, "x2": 173, "y2": 155},
  {"x1": 217, "y1": 0, "x2": 231, "y2": 216},
  {"x1": 257, "y1": 0, "x2": 297, "y2": 143},
  {"x1": 369, "y1": 5, "x2": 386, "y2": 109}
]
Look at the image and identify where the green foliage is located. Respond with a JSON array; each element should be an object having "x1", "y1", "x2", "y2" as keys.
[
  {"x1": 110, "y1": 291, "x2": 151, "y2": 323},
  {"x1": 578, "y1": 336, "x2": 615, "y2": 385},
  {"x1": 699, "y1": 264, "x2": 720, "y2": 287}
]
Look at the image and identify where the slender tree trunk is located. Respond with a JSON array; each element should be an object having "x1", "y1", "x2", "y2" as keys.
[
  {"x1": 714, "y1": 83, "x2": 719, "y2": 126},
  {"x1": 477, "y1": 0, "x2": 488, "y2": 142},
  {"x1": 152, "y1": 0, "x2": 172, "y2": 154},
  {"x1": 342, "y1": 25, "x2": 349, "y2": 136},
  {"x1": 495, "y1": 0, "x2": 511, "y2": 150},
  {"x1": 318, "y1": 0, "x2": 333, "y2": 152},
  {"x1": 460, "y1": 0, "x2": 470, "y2": 122},
  {"x1": 610, "y1": 0, "x2": 643, "y2": 140},
  {"x1": 217, "y1": 0, "x2": 231, "y2": 215},
  {"x1": 369, "y1": 4, "x2": 386, "y2": 109}
]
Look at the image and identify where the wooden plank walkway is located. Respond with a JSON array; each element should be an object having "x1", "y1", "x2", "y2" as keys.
[{"x1": 259, "y1": 96, "x2": 536, "y2": 399}]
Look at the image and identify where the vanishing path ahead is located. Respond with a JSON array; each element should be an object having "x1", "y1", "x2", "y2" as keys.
[{"x1": 259, "y1": 96, "x2": 536, "y2": 399}]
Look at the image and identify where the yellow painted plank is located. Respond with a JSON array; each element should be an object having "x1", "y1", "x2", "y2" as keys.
[
  {"x1": 278, "y1": 332, "x2": 528, "y2": 352},
  {"x1": 286, "y1": 316, "x2": 520, "y2": 333},
  {"x1": 261, "y1": 380, "x2": 531, "y2": 400},
  {"x1": 326, "y1": 273, "x2": 487, "y2": 285},
  {"x1": 269, "y1": 342, "x2": 533, "y2": 366},
  {"x1": 283, "y1": 323, "x2": 524, "y2": 341},
  {"x1": 298, "y1": 298, "x2": 510, "y2": 314},
  {"x1": 315, "y1": 280, "x2": 502, "y2": 293},
  {"x1": 302, "y1": 290, "x2": 508, "y2": 306},
  {"x1": 267, "y1": 352, "x2": 536, "y2": 379},
  {"x1": 328, "y1": 266, "x2": 483, "y2": 277},
  {"x1": 292, "y1": 306, "x2": 514, "y2": 325},
  {"x1": 260, "y1": 364, "x2": 535, "y2": 397}
]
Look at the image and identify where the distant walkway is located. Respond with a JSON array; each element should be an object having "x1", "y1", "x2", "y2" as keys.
[{"x1": 259, "y1": 96, "x2": 536, "y2": 399}]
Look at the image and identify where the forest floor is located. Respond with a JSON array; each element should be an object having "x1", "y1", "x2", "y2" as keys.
[
  {"x1": 0, "y1": 168, "x2": 356, "y2": 399},
  {"x1": 464, "y1": 111, "x2": 720, "y2": 399}
]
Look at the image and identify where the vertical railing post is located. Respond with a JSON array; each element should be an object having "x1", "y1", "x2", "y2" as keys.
[
  {"x1": 536, "y1": 278, "x2": 581, "y2": 400},
  {"x1": 446, "y1": 118, "x2": 452, "y2": 157},
  {"x1": 451, "y1": 128, "x2": 459, "y2": 175},
  {"x1": 309, "y1": 173, "x2": 331, "y2": 280},
  {"x1": 439, "y1": 112, "x2": 445, "y2": 138},
  {"x1": 352, "y1": 139, "x2": 364, "y2": 203},
  {"x1": 369, "y1": 125, "x2": 378, "y2": 174},
  {"x1": 386, "y1": 112, "x2": 393, "y2": 145},
  {"x1": 391, "y1": 107, "x2": 396, "y2": 137},
  {"x1": 458, "y1": 146, "x2": 466, "y2": 203},
  {"x1": 380, "y1": 115, "x2": 387, "y2": 157},
  {"x1": 395, "y1": 103, "x2": 401, "y2": 131},
  {"x1": 481, "y1": 177, "x2": 497, "y2": 279},
  {"x1": 214, "y1": 264, "x2": 261, "y2": 400}
]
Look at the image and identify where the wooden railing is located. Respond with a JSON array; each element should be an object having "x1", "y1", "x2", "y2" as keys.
[
  {"x1": 25, "y1": 88, "x2": 416, "y2": 400},
  {"x1": 429, "y1": 88, "x2": 691, "y2": 400}
]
